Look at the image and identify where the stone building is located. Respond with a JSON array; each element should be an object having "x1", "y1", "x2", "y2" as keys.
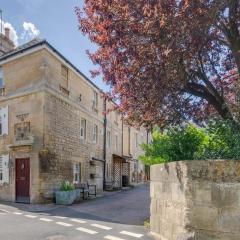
[{"x1": 0, "y1": 29, "x2": 149, "y2": 203}]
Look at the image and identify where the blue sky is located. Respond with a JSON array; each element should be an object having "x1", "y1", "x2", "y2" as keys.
[{"x1": 0, "y1": 0, "x2": 108, "y2": 91}]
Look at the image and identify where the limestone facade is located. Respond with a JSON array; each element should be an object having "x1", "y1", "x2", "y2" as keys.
[
  {"x1": 150, "y1": 161, "x2": 240, "y2": 240},
  {"x1": 0, "y1": 40, "x2": 149, "y2": 203}
]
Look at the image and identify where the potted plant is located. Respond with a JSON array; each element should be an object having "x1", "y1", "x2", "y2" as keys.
[{"x1": 55, "y1": 181, "x2": 77, "y2": 205}]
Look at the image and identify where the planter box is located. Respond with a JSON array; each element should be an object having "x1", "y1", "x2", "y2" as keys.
[
  {"x1": 55, "y1": 190, "x2": 77, "y2": 205},
  {"x1": 75, "y1": 189, "x2": 81, "y2": 202},
  {"x1": 150, "y1": 160, "x2": 240, "y2": 240}
]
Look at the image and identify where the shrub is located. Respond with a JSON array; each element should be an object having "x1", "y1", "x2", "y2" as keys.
[
  {"x1": 140, "y1": 121, "x2": 240, "y2": 166},
  {"x1": 203, "y1": 120, "x2": 240, "y2": 159},
  {"x1": 140, "y1": 124, "x2": 208, "y2": 165},
  {"x1": 59, "y1": 181, "x2": 75, "y2": 191}
]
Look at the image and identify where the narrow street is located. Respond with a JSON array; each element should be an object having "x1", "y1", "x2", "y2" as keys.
[{"x1": 0, "y1": 184, "x2": 153, "y2": 240}]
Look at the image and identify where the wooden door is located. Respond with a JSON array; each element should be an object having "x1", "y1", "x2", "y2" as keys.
[{"x1": 16, "y1": 158, "x2": 30, "y2": 203}]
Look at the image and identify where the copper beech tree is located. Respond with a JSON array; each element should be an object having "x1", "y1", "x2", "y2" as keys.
[{"x1": 76, "y1": 0, "x2": 240, "y2": 127}]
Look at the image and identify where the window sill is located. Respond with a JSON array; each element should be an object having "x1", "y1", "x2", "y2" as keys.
[
  {"x1": 12, "y1": 136, "x2": 34, "y2": 147},
  {"x1": 59, "y1": 84, "x2": 70, "y2": 96}
]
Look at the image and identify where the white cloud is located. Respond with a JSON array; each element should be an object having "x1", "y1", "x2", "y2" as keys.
[
  {"x1": 21, "y1": 22, "x2": 40, "y2": 41},
  {"x1": 0, "y1": 20, "x2": 19, "y2": 46},
  {"x1": 0, "y1": 20, "x2": 40, "y2": 47}
]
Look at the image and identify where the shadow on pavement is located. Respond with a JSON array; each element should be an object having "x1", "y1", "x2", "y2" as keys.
[{"x1": 0, "y1": 183, "x2": 150, "y2": 227}]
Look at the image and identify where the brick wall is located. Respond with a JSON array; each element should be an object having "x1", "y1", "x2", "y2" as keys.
[{"x1": 150, "y1": 160, "x2": 240, "y2": 240}]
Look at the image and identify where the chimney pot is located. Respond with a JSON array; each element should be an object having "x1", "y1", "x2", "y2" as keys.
[{"x1": 4, "y1": 27, "x2": 10, "y2": 39}]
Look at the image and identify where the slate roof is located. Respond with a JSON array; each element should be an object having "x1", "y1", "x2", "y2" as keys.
[
  {"x1": 0, "y1": 38, "x2": 102, "y2": 92},
  {"x1": 0, "y1": 38, "x2": 46, "y2": 61}
]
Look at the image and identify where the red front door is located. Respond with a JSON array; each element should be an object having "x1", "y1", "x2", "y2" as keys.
[{"x1": 16, "y1": 158, "x2": 30, "y2": 203}]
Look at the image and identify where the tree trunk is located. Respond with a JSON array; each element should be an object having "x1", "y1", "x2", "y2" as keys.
[{"x1": 185, "y1": 82, "x2": 235, "y2": 122}]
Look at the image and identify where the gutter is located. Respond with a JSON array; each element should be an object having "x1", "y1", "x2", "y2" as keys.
[{"x1": 103, "y1": 98, "x2": 107, "y2": 190}]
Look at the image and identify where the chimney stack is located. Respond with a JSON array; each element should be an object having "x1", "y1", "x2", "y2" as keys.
[
  {"x1": 0, "y1": 27, "x2": 15, "y2": 55},
  {"x1": 4, "y1": 27, "x2": 10, "y2": 39}
]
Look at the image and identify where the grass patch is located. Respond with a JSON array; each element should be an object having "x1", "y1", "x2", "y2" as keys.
[{"x1": 144, "y1": 219, "x2": 150, "y2": 228}]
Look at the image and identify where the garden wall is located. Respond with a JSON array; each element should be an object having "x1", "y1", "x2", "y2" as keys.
[{"x1": 150, "y1": 160, "x2": 240, "y2": 240}]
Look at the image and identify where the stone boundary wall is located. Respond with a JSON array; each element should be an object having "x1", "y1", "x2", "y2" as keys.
[{"x1": 150, "y1": 160, "x2": 240, "y2": 240}]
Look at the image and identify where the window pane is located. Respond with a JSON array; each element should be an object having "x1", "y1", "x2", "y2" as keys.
[
  {"x1": 73, "y1": 163, "x2": 81, "y2": 183},
  {"x1": 93, "y1": 91, "x2": 98, "y2": 108},
  {"x1": 80, "y1": 119, "x2": 86, "y2": 139},
  {"x1": 0, "y1": 68, "x2": 3, "y2": 88}
]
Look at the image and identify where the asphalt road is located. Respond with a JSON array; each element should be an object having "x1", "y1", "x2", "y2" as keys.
[{"x1": 0, "y1": 184, "x2": 153, "y2": 240}]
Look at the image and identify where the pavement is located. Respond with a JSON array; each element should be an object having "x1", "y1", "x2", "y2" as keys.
[{"x1": 0, "y1": 183, "x2": 153, "y2": 240}]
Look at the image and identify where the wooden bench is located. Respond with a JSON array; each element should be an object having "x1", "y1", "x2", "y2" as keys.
[{"x1": 74, "y1": 183, "x2": 97, "y2": 200}]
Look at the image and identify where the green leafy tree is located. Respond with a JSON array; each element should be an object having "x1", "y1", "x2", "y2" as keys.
[
  {"x1": 203, "y1": 120, "x2": 240, "y2": 159},
  {"x1": 140, "y1": 125, "x2": 208, "y2": 165},
  {"x1": 140, "y1": 121, "x2": 240, "y2": 166}
]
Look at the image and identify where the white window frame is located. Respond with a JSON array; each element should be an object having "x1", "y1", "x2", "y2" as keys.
[
  {"x1": 80, "y1": 118, "x2": 87, "y2": 140},
  {"x1": 93, "y1": 124, "x2": 98, "y2": 143},
  {"x1": 0, "y1": 155, "x2": 9, "y2": 185},
  {"x1": 73, "y1": 163, "x2": 81, "y2": 184},
  {"x1": 0, "y1": 106, "x2": 8, "y2": 136}
]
